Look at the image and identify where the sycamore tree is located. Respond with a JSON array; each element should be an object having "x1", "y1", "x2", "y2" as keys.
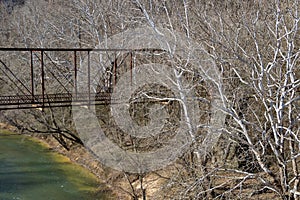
[
  {"x1": 127, "y1": 0, "x2": 299, "y2": 199},
  {"x1": 151, "y1": 1, "x2": 299, "y2": 199},
  {"x1": 1, "y1": 0, "x2": 299, "y2": 199}
]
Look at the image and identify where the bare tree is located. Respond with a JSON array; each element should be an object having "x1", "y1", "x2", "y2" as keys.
[
  {"x1": 151, "y1": 1, "x2": 299, "y2": 199},
  {"x1": 1, "y1": 0, "x2": 299, "y2": 199}
]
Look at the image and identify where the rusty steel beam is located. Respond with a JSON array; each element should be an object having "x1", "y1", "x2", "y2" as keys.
[
  {"x1": 30, "y1": 50, "x2": 35, "y2": 102},
  {"x1": 41, "y1": 50, "x2": 45, "y2": 108},
  {"x1": 88, "y1": 51, "x2": 91, "y2": 108},
  {"x1": 74, "y1": 50, "x2": 78, "y2": 100},
  {"x1": 0, "y1": 47, "x2": 164, "y2": 52}
]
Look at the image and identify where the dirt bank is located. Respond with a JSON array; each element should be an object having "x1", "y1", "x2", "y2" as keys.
[
  {"x1": 0, "y1": 123, "x2": 168, "y2": 199},
  {"x1": 35, "y1": 135, "x2": 166, "y2": 199}
]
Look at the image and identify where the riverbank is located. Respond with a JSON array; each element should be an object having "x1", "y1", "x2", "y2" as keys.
[
  {"x1": 0, "y1": 127, "x2": 112, "y2": 199},
  {"x1": 0, "y1": 125, "x2": 130, "y2": 199},
  {"x1": 33, "y1": 134, "x2": 121, "y2": 196},
  {"x1": 26, "y1": 135, "x2": 168, "y2": 199},
  {"x1": 0, "y1": 123, "x2": 166, "y2": 199}
]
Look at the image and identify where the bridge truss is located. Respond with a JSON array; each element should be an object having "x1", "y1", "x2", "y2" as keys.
[{"x1": 0, "y1": 48, "x2": 161, "y2": 110}]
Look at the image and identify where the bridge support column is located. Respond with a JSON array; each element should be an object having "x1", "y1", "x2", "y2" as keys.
[
  {"x1": 74, "y1": 50, "x2": 78, "y2": 100},
  {"x1": 41, "y1": 50, "x2": 45, "y2": 108},
  {"x1": 30, "y1": 50, "x2": 35, "y2": 103},
  {"x1": 88, "y1": 51, "x2": 91, "y2": 108}
]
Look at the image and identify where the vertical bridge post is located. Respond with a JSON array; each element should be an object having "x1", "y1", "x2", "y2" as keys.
[
  {"x1": 88, "y1": 50, "x2": 91, "y2": 108},
  {"x1": 41, "y1": 50, "x2": 45, "y2": 108},
  {"x1": 30, "y1": 50, "x2": 34, "y2": 103},
  {"x1": 74, "y1": 50, "x2": 78, "y2": 100}
]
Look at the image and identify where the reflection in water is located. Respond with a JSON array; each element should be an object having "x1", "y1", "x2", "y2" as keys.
[{"x1": 0, "y1": 132, "x2": 110, "y2": 200}]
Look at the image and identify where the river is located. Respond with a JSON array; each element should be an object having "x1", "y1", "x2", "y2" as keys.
[{"x1": 0, "y1": 131, "x2": 111, "y2": 200}]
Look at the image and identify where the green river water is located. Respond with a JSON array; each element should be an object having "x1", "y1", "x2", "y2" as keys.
[{"x1": 0, "y1": 131, "x2": 110, "y2": 200}]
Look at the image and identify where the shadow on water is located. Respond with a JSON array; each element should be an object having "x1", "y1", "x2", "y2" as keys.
[{"x1": 0, "y1": 132, "x2": 111, "y2": 200}]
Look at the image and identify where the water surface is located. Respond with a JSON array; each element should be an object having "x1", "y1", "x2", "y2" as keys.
[{"x1": 0, "y1": 131, "x2": 110, "y2": 200}]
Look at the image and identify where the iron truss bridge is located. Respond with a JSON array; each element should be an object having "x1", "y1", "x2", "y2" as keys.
[{"x1": 0, "y1": 47, "x2": 163, "y2": 110}]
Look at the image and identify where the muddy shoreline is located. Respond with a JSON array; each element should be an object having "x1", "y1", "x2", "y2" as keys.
[
  {"x1": 0, "y1": 123, "x2": 122, "y2": 199},
  {"x1": 31, "y1": 134, "x2": 134, "y2": 199},
  {"x1": 0, "y1": 123, "x2": 165, "y2": 199}
]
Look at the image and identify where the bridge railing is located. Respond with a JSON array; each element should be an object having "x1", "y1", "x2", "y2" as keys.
[{"x1": 0, "y1": 92, "x2": 113, "y2": 110}]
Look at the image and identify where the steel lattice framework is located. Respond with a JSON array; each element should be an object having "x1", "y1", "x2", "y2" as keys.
[{"x1": 0, "y1": 48, "x2": 162, "y2": 110}]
